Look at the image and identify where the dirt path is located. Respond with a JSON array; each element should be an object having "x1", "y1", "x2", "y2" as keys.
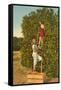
[{"x1": 13, "y1": 51, "x2": 32, "y2": 85}]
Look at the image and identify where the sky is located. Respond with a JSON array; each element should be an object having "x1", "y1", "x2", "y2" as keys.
[{"x1": 13, "y1": 5, "x2": 58, "y2": 38}]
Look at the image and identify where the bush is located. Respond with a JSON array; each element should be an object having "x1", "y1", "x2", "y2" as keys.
[{"x1": 13, "y1": 37, "x2": 23, "y2": 51}]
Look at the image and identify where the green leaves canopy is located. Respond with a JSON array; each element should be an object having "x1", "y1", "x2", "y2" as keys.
[{"x1": 21, "y1": 7, "x2": 59, "y2": 77}]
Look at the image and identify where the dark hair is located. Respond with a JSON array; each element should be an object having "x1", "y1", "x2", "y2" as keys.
[
  {"x1": 41, "y1": 21, "x2": 44, "y2": 24},
  {"x1": 32, "y1": 35, "x2": 36, "y2": 39}
]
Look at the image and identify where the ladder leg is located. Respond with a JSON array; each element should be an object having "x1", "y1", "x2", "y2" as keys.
[{"x1": 41, "y1": 61, "x2": 42, "y2": 73}]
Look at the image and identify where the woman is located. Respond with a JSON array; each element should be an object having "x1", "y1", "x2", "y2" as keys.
[
  {"x1": 32, "y1": 37, "x2": 43, "y2": 71},
  {"x1": 38, "y1": 22, "x2": 45, "y2": 49}
]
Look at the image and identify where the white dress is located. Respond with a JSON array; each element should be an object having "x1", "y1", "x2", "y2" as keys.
[{"x1": 32, "y1": 44, "x2": 43, "y2": 70}]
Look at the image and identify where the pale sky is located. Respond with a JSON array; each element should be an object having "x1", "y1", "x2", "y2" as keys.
[
  {"x1": 13, "y1": 5, "x2": 41, "y2": 38},
  {"x1": 13, "y1": 5, "x2": 58, "y2": 38}
]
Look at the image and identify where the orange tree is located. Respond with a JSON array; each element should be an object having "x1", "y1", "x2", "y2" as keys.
[{"x1": 21, "y1": 8, "x2": 59, "y2": 78}]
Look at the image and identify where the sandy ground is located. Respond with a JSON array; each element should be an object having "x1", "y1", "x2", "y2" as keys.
[{"x1": 13, "y1": 51, "x2": 32, "y2": 85}]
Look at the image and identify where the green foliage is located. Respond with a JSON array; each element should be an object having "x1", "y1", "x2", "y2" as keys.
[
  {"x1": 21, "y1": 8, "x2": 59, "y2": 77},
  {"x1": 13, "y1": 37, "x2": 23, "y2": 51}
]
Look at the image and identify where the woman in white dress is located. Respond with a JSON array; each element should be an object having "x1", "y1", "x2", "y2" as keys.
[{"x1": 32, "y1": 38, "x2": 43, "y2": 71}]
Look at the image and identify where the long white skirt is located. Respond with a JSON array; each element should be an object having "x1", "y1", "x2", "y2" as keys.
[{"x1": 32, "y1": 52, "x2": 43, "y2": 70}]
